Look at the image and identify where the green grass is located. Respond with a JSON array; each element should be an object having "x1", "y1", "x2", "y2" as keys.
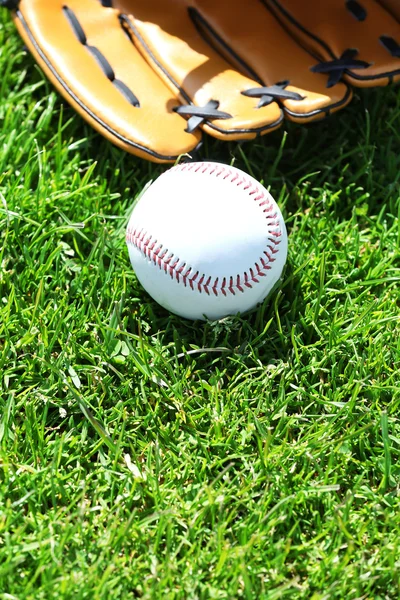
[{"x1": 1, "y1": 9, "x2": 400, "y2": 600}]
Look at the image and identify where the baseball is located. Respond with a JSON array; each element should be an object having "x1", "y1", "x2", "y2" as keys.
[{"x1": 126, "y1": 162, "x2": 288, "y2": 321}]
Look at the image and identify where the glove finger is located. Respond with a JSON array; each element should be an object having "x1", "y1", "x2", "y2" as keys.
[
  {"x1": 114, "y1": 0, "x2": 284, "y2": 141},
  {"x1": 190, "y1": 0, "x2": 352, "y2": 123},
  {"x1": 12, "y1": 0, "x2": 202, "y2": 162},
  {"x1": 265, "y1": 0, "x2": 400, "y2": 88}
]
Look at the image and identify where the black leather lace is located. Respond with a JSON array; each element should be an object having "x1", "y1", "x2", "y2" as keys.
[
  {"x1": 242, "y1": 82, "x2": 303, "y2": 107},
  {"x1": 174, "y1": 100, "x2": 232, "y2": 133},
  {"x1": 311, "y1": 49, "x2": 370, "y2": 88}
]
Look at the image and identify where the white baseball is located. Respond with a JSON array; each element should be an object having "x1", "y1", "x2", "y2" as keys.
[{"x1": 126, "y1": 162, "x2": 288, "y2": 321}]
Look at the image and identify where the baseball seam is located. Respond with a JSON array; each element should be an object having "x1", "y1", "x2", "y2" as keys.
[{"x1": 126, "y1": 163, "x2": 282, "y2": 297}]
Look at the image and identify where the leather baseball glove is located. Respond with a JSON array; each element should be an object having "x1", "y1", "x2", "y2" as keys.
[{"x1": 2, "y1": 0, "x2": 400, "y2": 163}]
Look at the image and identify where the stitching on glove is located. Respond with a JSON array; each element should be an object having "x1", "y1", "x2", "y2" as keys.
[
  {"x1": 63, "y1": 6, "x2": 140, "y2": 107},
  {"x1": 242, "y1": 82, "x2": 304, "y2": 108},
  {"x1": 119, "y1": 13, "x2": 192, "y2": 105},
  {"x1": 380, "y1": 36, "x2": 400, "y2": 58},
  {"x1": 311, "y1": 49, "x2": 370, "y2": 88},
  {"x1": 346, "y1": 1, "x2": 367, "y2": 22},
  {"x1": 14, "y1": 10, "x2": 192, "y2": 161},
  {"x1": 126, "y1": 163, "x2": 282, "y2": 298},
  {"x1": 174, "y1": 101, "x2": 232, "y2": 134},
  {"x1": 119, "y1": 14, "x2": 283, "y2": 136},
  {"x1": 264, "y1": 1, "x2": 400, "y2": 85}
]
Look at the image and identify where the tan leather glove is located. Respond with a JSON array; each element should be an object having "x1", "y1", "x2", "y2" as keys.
[{"x1": 2, "y1": 0, "x2": 400, "y2": 163}]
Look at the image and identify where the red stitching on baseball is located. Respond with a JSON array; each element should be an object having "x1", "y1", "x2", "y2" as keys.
[{"x1": 126, "y1": 164, "x2": 283, "y2": 296}]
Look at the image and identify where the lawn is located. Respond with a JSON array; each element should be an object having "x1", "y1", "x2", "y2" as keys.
[{"x1": 1, "y1": 9, "x2": 400, "y2": 600}]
